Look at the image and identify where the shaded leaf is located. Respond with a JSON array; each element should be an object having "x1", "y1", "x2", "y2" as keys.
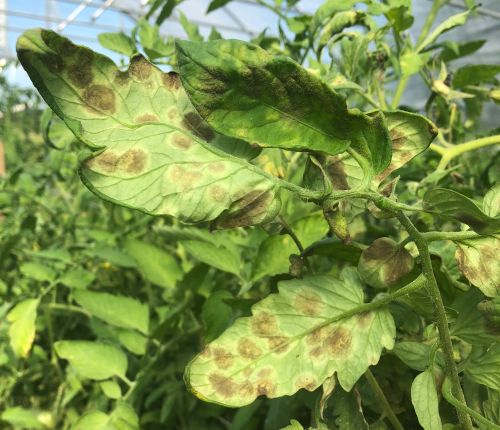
[
  {"x1": 55, "y1": 341, "x2": 128, "y2": 380},
  {"x1": 59, "y1": 269, "x2": 95, "y2": 289},
  {"x1": 423, "y1": 188, "x2": 500, "y2": 234},
  {"x1": 20, "y1": 262, "x2": 55, "y2": 282},
  {"x1": 483, "y1": 184, "x2": 500, "y2": 217},
  {"x1": 358, "y1": 238, "x2": 414, "y2": 289},
  {"x1": 182, "y1": 240, "x2": 241, "y2": 276},
  {"x1": 185, "y1": 268, "x2": 395, "y2": 407},
  {"x1": 17, "y1": 29, "x2": 281, "y2": 228},
  {"x1": 176, "y1": 39, "x2": 392, "y2": 173},
  {"x1": 117, "y1": 329, "x2": 148, "y2": 355},
  {"x1": 100, "y1": 380, "x2": 122, "y2": 399},
  {"x1": 418, "y1": 9, "x2": 471, "y2": 52},
  {"x1": 411, "y1": 369, "x2": 442, "y2": 430},
  {"x1": 453, "y1": 65, "x2": 500, "y2": 88},
  {"x1": 98, "y1": 32, "x2": 136, "y2": 57},
  {"x1": 467, "y1": 344, "x2": 500, "y2": 390},
  {"x1": 202, "y1": 290, "x2": 233, "y2": 343},
  {"x1": 125, "y1": 239, "x2": 182, "y2": 289},
  {"x1": 393, "y1": 342, "x2": 434, "y2": 372},
  {"x1": 73, "y1": 290, "x2": 149, "y2": 334},
  {"x1": 7, "y1": 299, "x2": 39, "y2": 358},
  {"x1": 1, "y1": 407, "x2": 47, "y2": 430}
]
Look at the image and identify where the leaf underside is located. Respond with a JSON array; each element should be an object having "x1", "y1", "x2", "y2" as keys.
[
  {"x1": 186, "y1": 268, "x2": 395, "y2": 407},
  {"x1": 16, "y1": 29, "x2": 281, "y2": 228}
]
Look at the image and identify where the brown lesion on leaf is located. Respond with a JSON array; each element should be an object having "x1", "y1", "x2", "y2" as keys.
[
  {"x1": 114, "y1": 71, "x2": 129, "y2": 86},
  {"x1": 87, "y1": 151, "x2": 119, "y2": 173},
  {"x1": 169, "y1": 165, "x2": 202, "y2": 190},
  {"x1": 306, "y1": 326, "x2": 328, "y2": 345},
  {"x1": 456, "y1": 213, "x2": 487, "y2": 233},
  {"x1": 135, "y1": 114, "x2": 159, "y2": 123},
  {"x1": 326, "y1": 156, "x2": 349, "y2": 190},
  {"x1": 389, "y1": 128, "x2": 407, "y2": 150},
  {"x1": 182, "y1": 111, "x2": 215, "y2": 142},
  {"x1": 58, "y1": 38, "x2": 78, "y2": 57},
  {"x1": 238, "y1": 380, "x2": 255, "y2": 398},
  {"x1": 129, "y1": 55, "x2": 152, "y2": 81},
  {"x1": 251, "y1": 312, "x2": 278, "y2": 336},
  {"x1": 212, "y1": 347, "x2": 235, "y2": 370},
  {"x1": 216, "y1": 190, "x2": 275, "y2": 229},
  {"x1": 309, "y1": 345, "x2": 324, "y2": 358},
  {"x1": 68, "y1": 64, "x2": 93, "y2": 88},
  {"x1": 324, "y1": 327, "x2": 352, "y2": 355},
  {"x1": 83, "y1": 84, "x2": 116, "y2": 114},
  {"x1": 294, "y1": 288, "x2": 324, "y2": 316},
  {"x1": 208, "y1": 373, "x2": 238, "y2": 398},
  {"x1": 45, "y1": 54, "x2": 64, "y2": 74},
  {"x1": 162, "y1": 71, "x2": 181, "y2": 90},
  {"x1": 208, "y1": 162, "x2": 226, "y2": 173},
  {"x1": 200, "y1": 346, "x2": 212, "y2": 358},
  {"x1": 356, "y1": 312, "x2": 374, "y2": 328},
  {"x1": 171, "y1": 133, "x2": 193, "y2": 150},
  {"x1": 267, "y1": 335, "x2": 290, "y2": 354},
  {"x1": 294, "y1": 375, "x2": 318, "y2": 391},
  {"x1": 117, "y1": 148, "x2": 147, "y2": 175},
  {"x1": 210, "y1": 185, "x2": 227, "y2": 203},
  {"x1": 167, "y1": 108, "x2": 178, "y2": 120},
  {"x1": 255, "y1": 379, "x2": 277, "y2": 397},
  {"x1": 238, "y1": 337, "x2": 262, "y2": 359}
]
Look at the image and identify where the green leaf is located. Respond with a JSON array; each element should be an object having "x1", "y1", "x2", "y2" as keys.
[
  {"x1": 400, "y1": 51, "x2": 425, "y2": 77},
  {"x1": 455, "y1": 236, "x2": 500, "y2": 297},
  {"x1": 72, "y1": 411, "x2": 110, "y2": 430},
  {"x1": 16, "y1": 29, "x2": 281, "y2": 228},
  {"x1": 466, "y1": 344, "x2": 500, "y2": 390},
  {"x1": 310, "y1": 0, "x2": 360, "y2": 38},
  {"x1": 73, "y1": 290, "x2": 149, "y2": 334},
  {"x1": 124, "y1": 239, "x2": 182, "y2": 289},
  {"x1": 98, "y1": 32, "x2": 136, "y2": 57},
  {"x1": 358, "y1": 238, "x2": 414, "y2": 289},
  {"x1": 452, "y1": 65, "x2": 500, "y2": 88},
  {"x1": 100, "y1": 380, "x2": 122, "y2": 399},
  {"x1": 202, "y1": 290, "x2": 233, "y2": 343},
  {"x1": 417, "y1": 9, "x2": 471, "y2": 53},
  {"x1": 482, "y1": 388, "x2": 500, "y2": 428},
  {"x1": 393, "y1": 342, "x2": 434, "y2": 371},
  {"x1": 423, "y1": 189, "x2": 500, "y2": 234},
  {"x1": 439, "y1": 39, "x2": 485, "y2": 63},
  {"x1": 179, "y1": 11, "x2": 203, "y2": 42},
  {"x1": 87, "y1": 247, "x2": 137, "y2": 268},
  {"x1": 185, "y1": 268, "x2": 395, "y2": 407},
  {"x1": 1, "y1": 407, "x2": 47, "y2": 430},
  {"x1": 117, "y1": 329, "x2": 148, "y2": 355},
  {"x1": 20, "y1": 262, "x2": 56, "y2": 282},
  {"x1": 330, "y1": 386, "x2": 369, "y2": 430},
  {"x1": 55, "y1": 341, "x2": 128, "y2": 380},
  {"x1": 483, "y1": 184, "x2": 500, "y2": 217},
  {"x1": 317, "y1": 11, "x2": 365, "y2": 55},
  {"x1": 175, "y1": 39, "x2": 392, "y2": 173},
  {"x1": 182, "y1": 240, "x2": 241, "y2": 276},
  {"x1": 71, "y1": 403, "x2": 138, "y2": 430},
  {"x1": 41, "y1": 108, "x2": 76, "y2": 150},
  {"x1": 207, "y1": 0, "x2": 233, "y2": 13},
  {"x1": 411, "y1": 369, "x2": 442, "y2": 430},
  {"x1": 7, "y1": 299, "x2": 39, "y2": 358},
  {"x1": 280, "y1": 420, "x2": 304, "y2": 430},
  {"x1": 156, "y1": 0, "x2": 184, "y2": 25},
  {"x1": 59, "y1": 269, "x2": 95, "y2": 289}
]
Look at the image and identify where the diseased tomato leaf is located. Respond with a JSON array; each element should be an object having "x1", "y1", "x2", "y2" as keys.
[
  {"x1": 185, "y1": 268, "x2": 395, "y2": 407},
  {"x1": 16, "y1": 29, "x2": 281, "y2": 228}
]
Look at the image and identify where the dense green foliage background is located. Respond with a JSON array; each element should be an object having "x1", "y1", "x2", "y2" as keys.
[{"x1": 1, "y1": 1, "x2": 500, "y2": 429}]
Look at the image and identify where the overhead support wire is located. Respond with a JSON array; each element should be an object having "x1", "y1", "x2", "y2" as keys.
[{"x1": 56, "y1": 0, "x2": 93, "y2": 31}]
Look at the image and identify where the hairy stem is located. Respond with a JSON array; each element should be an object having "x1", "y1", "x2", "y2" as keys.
[
  {"x1": 365, "y1": 369, "x2": 404, "y2": 430},
  {"x1": 421, "y1": 230, "x2": 482, "y2": 242},
  {"x1": 396, "y1": 213, "x2": 474, "y2": 430},
  {"x1": 442, "y1": 378, "x2": 500, "y2": 430},
  {"x1": 279, "y1": 215, "x2": 313, "y2": 273}
]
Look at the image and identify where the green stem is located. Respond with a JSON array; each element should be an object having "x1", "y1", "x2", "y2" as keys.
[
  {"x1": 442, "y1": 378, "x2": 500, "y2": 430},
  {"x1": 391, "y1": 76, "x2": 409, "y2": 109},
  {"x1": 396, "y1": 213, "x2": 473, "y2": 430},
  {"x1": 436, "y1": 134, "x2": 500, "y2": 170},
  {"x1": 421, "y1": 230, "x2": 482, "y2": 242},
  {"x1": 365, "y1": 369, "x2": 404, "y2": 430},
  {"x1": 416, "y1": 0, "x2": 446, "y2": 49},
  {"x1": 279, "y1": 215, "x2": 313, "y2": 274}
]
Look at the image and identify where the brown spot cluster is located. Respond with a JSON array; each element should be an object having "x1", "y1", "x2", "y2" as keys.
[
  {"x1": 208, "y1": 374, "x2": 238, "y2": 398},
  {"x1": 207, "y1": 371, "x2": 276, "y2": 400},
  {"x1": 162, "y1": 71, "x2": 181, "y2": 90},
  {"x1": 294, "y1": 289, "x2": 324, "y2": 316},
  {"x1": 135, "y1": 114, "x2": 159, "y2": 123},
  {"x1": 389, "y1": 128, "x2": 407, "y2": 149},
  {"x1": 307, "y1": 326, "x2": 352, "y2": 358},
  {"x1": 83, "y1": 84, "x2": 116, "y2": 114},
  {"x1": 171, "y1": 133, "x2": 193, "y2": 150},
  {"x1": 210, "y1": 185, "x2": 227, "y2": 203},
  {"x1": 216, "y1": 190, "x2": 275, "y2": 229},
  {"x1": 182, "y1": 111, "x2": 215, "y2": 141},
  {"x1": 208, "y1": 162, "x2": 226, "y2": 174},
  {"x1": 267, "y1": 336, "x2": 289, "y2": 354},
  {"x1": 129, "y1": 55, "x2": 152, "y2": 81},
  {"x1": 168, "y1": 165, "x2": 202, "y2": 190},
  {"x1": 89, "y1": 148, "x2": 146, "y2": 176},
  {"x1": 326, "y1": 157, "x2": 349, "y2": 190},
  {"x1": 238, "y1": 338, "x2": 262, "y2": 359},
  {"x1": 294, "y1": 375, "x2": 318, "y2": 391},
  {"x1": 212, "y1": 347, "x2": 235, "y2": 370},
  {"x1": 356, "y1": 312, "x2": 374, "y2": 328},
  {"x1": 251, "y1": 313, "x2": 278, "y2": 336},
  {"x1": 114, "y1": 71, "x2": 129, "y2": 86},
  {"x1": 67, "y1": 49, "x2": 94, "y2": 88}
]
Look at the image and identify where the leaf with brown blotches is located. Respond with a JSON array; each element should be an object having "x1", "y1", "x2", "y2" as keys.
[
  {"x1": 16, "y1": 29, "x2": 280, "y2": 228},
  {"x1": 185, "y1": 268, "x2": 395, "y2": 407}
]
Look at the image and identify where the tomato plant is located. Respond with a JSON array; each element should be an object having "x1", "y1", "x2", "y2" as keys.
[{"x1": 2, "y1": 0, "x2": 500, "y2": 429}]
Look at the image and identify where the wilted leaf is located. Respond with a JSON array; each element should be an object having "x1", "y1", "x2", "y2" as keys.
[
  {"x1": 185, "y1": 268, "x2": 395, "y2": 407},
  {"x1": 73, "y1": 290, "x2": 149, "y2": 334},
  {"x1": 358, "y1": 238, "x2": 414, "y2": 289},
  {"x1": 455, "y1": 236, "x2": 500, "y2": 297},
  {"x1": 7, "y1": 298, "x2": 39, "y2": 358},
  {"x1": 125, "y1": 239, "x2": 182, "y2": 289},
  {"x1": 55, "y1": 341, "x2": 128, "y2": 380},
  {"x1": 411, "y1": 369, "x2": 442, "y2": 430},
  {"x1": 423, "y1": 188, "x2": 500, "y2": 234},
  {"x1": 17, "y1": 29, "x2": 281, "y2": 228},
  {"x1": 176, "y1": 39, "x2": 392, "y2": 174}
]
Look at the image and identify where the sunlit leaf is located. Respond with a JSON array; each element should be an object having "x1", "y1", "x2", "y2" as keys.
[
  {"x1": 16, "y1": 29, "x2": 281, "y2": 228},
  {"x1": 7, "y1": 298, "x2": 39, "y2": 358},
  {"x1": 55, "y1": 341, "x2": 128, "y2": 380},
  {"x1": 483, "y1": 184, "x2": 500, "y2": 217},
  {"x1": 99, "y1": 380, "x2": 122, "y2": 399},
  {"x1": 98, "y1": 32, "x2": 136, "y2": 57},
  {"x1": 1, "y1": 407, "x2": 47, "y2": 430},
  {"x1": 185, "y1": 268, "x2": 395, "y2": 407}
]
